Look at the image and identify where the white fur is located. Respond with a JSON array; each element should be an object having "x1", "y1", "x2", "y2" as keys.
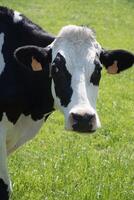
[
  {"x1": 57, "y1": 25, "x2": 95, "y2": 43},
  {"x1": 4, "y1": 115, "x2": 44, "y2": 155},
  {"x1": 0, "y1": 114, "x2": 44, "y2": 194},
  {"x1": 51, "y1": 25, "x2": 102, "y2": 131},
  {"x1": 13, "y1": 11, "x2": 22, "y2": 23},
  {"x1": 0, "y1": 33, "x2": 5, "y2": 75},
  {"x1": 0, "y1": 125, "x2": 11, "y2": 193}
]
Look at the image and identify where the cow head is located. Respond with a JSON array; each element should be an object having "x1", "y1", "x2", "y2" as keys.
[{"x1": 14, "y1": 25, "x2": 134, "y2": 133}]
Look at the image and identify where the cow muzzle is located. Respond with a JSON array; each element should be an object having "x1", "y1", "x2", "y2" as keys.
[
  {"x1": 67, "y1": 107, "x2": 100, "y2": 133},
  {"x1": 70, "y1": 112, "x2": 96, "y2": 132}
]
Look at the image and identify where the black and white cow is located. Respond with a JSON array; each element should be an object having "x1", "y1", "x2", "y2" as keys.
[{"x1": 0, "y1": 6, "x2": 134, "y2": 199}]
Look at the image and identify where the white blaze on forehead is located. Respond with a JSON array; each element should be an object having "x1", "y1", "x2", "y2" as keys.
[
  {"x1": 13, "y1": 11, "x2": 22, "y2": 23},
  {"x1": 0, "y1": 33, "x2": 5, "y2": 75},
  {"x1": 52, "y1": 25, "x2": 96, "y2": 56},
  {"x1": 52, "y1": 25, "x2": 98, "y2": 67},
  {"x1": 57, "y1": 25, "x2": 95, "y2": 42}
]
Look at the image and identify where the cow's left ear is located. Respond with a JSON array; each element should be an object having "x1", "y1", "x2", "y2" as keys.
[
  {"x1": 100, "y1": 49, "x2": 134, "y2": 74},
  {"x1": 14, "y1": 45, "x2": 52, "y2": 72}
]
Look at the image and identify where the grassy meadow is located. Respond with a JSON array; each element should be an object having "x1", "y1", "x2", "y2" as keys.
[{"x1": 0, "y1": 0, "x2": 134, "y2": 199}]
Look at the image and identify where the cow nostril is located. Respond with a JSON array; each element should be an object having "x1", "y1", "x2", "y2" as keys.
[
  {"x1": 83, "y1": 113, "x2": 95, "y2": 121},
  {"x1": 71, "y1": 113, "x2": 95, "y2": 122},
  {"x1": 70, "y1": 113, "x2": 96, "y2": 132},
  {"x1": 71, "y1": 113, "x2": 82, "y2": 121}
]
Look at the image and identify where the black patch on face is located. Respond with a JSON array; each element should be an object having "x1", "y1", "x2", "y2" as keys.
[
  {"x1": 90, "y1": 58, "x2": 102, "y2": 86},
  {"x1": 0, "y1": 178, "x2": 9, "y2": 200},
  {"x1": 51, "y1": 53, "x2": 73, "y2": 107}
]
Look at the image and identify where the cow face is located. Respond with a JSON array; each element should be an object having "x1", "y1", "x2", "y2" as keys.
[
  {"x1": 14, "y1": 25, "x2": 134, "y2": 133},
  {"x1": 50, "y1": 25, "x2": 102, "y2": 132}
]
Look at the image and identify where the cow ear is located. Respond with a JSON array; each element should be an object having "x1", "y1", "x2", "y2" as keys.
[
  {"x1": 100, "y1": 49, "x2": 134, "y2": 74},
  {"x1": 14, "y1": 45, "x2": 52, "y2": 72}
]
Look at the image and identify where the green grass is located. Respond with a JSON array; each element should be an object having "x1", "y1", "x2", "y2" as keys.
[{"x1": 0, "y1": 0, "x2": 134, "y2": 199}]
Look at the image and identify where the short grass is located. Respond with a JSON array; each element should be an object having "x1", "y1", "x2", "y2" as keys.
[{"x1": 0, "y1": 0, "x2": 134, "y2": 199}]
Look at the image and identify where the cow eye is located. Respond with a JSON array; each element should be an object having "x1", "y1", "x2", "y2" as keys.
[
  {"x1": 96, "y1": 66, "x2": 102, "y2": 74},
  {"x1": 51, "y1": 63, "x2": 60, "y2": 74},
  {"x1": 55, "y1": 67, "x2": 59, "y2": 73},
  {"x1": 94, "y1": 60, "x2": 102, "y2": 71},
  {"x1": 93, "y1": 61, "x2": 102, "y2": 76},
  {"x1": 90, "y1": 60, "x2": 102, "y2": 86},
  {"x1": 53, "y1": 65, "x2": 59, "y2": 73}
]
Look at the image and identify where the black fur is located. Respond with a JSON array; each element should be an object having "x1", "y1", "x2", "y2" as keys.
[
  {"x1": 0, "y1": 6, "x2": 55, "y2": 123},
  {"x1": 72, "y1": 113, "x2": 95, "y2": 132},
  {"x1": 14, "y1": 46, "x2": 52, "y2": 72},
  {"x1": 100, "y1": 49, "x2": 134, "y2": 72},
  {"x1": 90, "y1": 58, "x2": 102, "y2": 86},
  {"x1": 51, "y1": 53, "x2": 73, "y2": 107},
  {"x1": 0, "y1": 179, "x2": 9, "y2": 200}
]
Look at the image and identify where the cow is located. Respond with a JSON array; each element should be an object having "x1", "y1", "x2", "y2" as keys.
[{"x1": 0, "y1": 6, "x2": 134, "y2": 199}]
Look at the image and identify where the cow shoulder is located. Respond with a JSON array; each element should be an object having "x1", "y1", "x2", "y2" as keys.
[{"x1": 0, "y1": 6, "x2": 54, "y2": 124}]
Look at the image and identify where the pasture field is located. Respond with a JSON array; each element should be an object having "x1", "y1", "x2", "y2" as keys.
[{"x1": 0, "y1": 0, "x2": 134, "y2": 199}]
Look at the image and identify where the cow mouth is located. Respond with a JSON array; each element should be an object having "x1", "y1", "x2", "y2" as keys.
[
  {"x1": 72, "y1": 126, "x2": 95, "y2": 133},
  {"x1": 65, "y1": 113, "x2": 98, "y2": 133},
  {"x1": 65, "y1": 125, "x2": 96, "y2": 134},
  {"x1": 72, "y1": 121, "x2": 94, "y2": 133}
]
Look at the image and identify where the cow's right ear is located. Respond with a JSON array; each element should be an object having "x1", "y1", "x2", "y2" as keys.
[
  {"x1": 100, "y1": 49, "x2": 134, "y2": 74},
  {"x1": 14, "y1": 45, "x2": 52, "y2": 72}
]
